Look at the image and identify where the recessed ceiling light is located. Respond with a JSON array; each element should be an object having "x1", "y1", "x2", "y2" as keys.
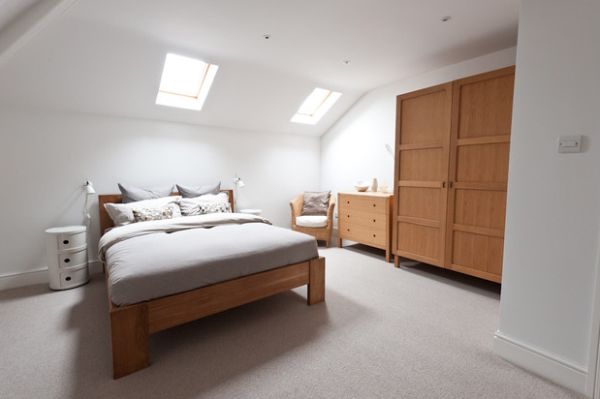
[
  {"x1": 155, "y1": 53, "x2": 219, "y2": 111},
  {"x1": 263, "y1": 33, "x2": 271, "y2": 40},
  {"x1": 342, "y1": 59, "x2": 351, "y2": 65},
  {"x1": 291, "y1": 88, "x2": 342, "y2": 125},
  {"x1": 441, "y1": 16, "x2": 451, "y2": 22}
]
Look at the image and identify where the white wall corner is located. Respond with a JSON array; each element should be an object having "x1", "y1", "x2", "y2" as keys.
[
  {"x1": 586, "y1": 230, "x2": 600, "y2": 398},
  {"x1": 0, "y1": 260, "x2": 102, "y2": 291},
  {"x1": 494, "y1": 331, "x2": 588, "y2": 396}
]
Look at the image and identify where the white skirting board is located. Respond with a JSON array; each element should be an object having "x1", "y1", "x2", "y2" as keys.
[
  {"x1": 0, "y1": 260, "x2": 102, "y2": 291},
  {"x1": 494, "y1": 331, "x2": 589, "y2": 396}
]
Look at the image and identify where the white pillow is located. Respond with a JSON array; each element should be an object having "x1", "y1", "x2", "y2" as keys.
[
  {"x1": 180, "y1": 192, "x2": 231, "y2": 216},
  {"x1": 104, "y1": 196, "x2": 182, "y2": 226}
]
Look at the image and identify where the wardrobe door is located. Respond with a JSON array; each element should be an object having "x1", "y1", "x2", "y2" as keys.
[
  {"x1": 445, "y1": 66, "x2": 515, "y2": 282},
  {"x1": 393, "y1": 83, "x2": 452, "y2": 267}
]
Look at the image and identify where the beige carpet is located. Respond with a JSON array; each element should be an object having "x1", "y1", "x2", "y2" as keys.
[{"x1": 0, "y1": 246, "x2": 582, "y2": 399}]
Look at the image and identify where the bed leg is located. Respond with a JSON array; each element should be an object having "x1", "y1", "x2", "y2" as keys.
[
  {"x1": 110, "y1": 303, "x2": 150, "y2": 379},
  {"x1": 308, "y1": 257, "x2": 325, "y2": 305}
]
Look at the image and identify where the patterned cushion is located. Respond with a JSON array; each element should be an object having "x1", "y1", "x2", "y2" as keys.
[
  {"x1": 104, "y1": 196, "x2": 181, "y2": 226},
  {"x1": 180, "y1": 192, "x2": 232, "y2": 216},
  {"x1": 181, "y1": 201, "x2": 231, "y2": 216},
  {"x1": 132, "y1": 204, "x2": 180, "y2": 222}
]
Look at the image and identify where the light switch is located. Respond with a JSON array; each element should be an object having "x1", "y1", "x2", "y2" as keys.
[{"x1": 558, "y1": 135, "x2": 582, "y2": 153}]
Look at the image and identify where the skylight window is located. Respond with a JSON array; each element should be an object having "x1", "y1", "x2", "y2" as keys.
[
  {"x1": 291, "y1": 88, "x2": 342, "y2": 124},
  {"x1": 155, "y1": 53, "x2": 219, "y2": 111}
]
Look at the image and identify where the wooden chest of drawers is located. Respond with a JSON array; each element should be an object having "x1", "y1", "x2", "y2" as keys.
[{"x1": 337, "y1": 192, "x2": 394, "y2": 261}]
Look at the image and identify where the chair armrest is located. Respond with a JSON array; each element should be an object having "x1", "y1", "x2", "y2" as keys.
[
  {"x1": 290, "y1": 195, "x2": 303, "y2": 226},
  {"x1": 326, "y1": 196, "x2": 336, "y2": 227}
]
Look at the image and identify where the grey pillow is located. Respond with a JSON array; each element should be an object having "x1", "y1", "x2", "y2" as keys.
[
  {"x1": 301, "y1": 191, "x2": 331, "y2": 216},
  {"x1": 176, "y1": 182, "x2": 221, "y2": 198},
  {"x1": 118, "y1": 183, "x2": 173, "y2": 203}
]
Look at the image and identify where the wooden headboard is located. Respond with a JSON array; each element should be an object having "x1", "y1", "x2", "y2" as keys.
[{"x1": 98, "y1": 190, "x2": 234, "y2": 234}]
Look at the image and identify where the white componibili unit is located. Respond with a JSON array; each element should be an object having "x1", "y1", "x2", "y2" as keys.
[{"x1": 45, "y1": 225, "x2": 89, "y2": 290}]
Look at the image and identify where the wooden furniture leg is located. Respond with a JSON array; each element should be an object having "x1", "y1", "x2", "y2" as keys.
[
  {"x1": 337, "y1": 237, "x2": 342, "y2": 248},
  {"x1": 308, "y1": 257, "x2": 325, "y2": 305},
  {"x1": 394, "y1": 255, "x2": 400, "y2": 268},
  {"x1": 110, "y1": 303, "x2": 150, "y2": 379},
  {"x1": 385, "y1": 249, "x2": 391, "y2": 263}
]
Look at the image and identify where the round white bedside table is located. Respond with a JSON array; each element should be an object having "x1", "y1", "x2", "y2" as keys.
[
  {"x1": 239, "y1": 208, "x2": 263, "y2": 216},
  {"x1": 45, "y1": 225, "x2": 89, "y2": 290}
]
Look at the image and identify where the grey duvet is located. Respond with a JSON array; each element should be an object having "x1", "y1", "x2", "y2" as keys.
[{"x1": 99, "y1": 213, "x2": 319, "y2": 305}]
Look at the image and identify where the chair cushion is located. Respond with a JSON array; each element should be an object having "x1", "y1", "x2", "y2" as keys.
[
  {"x1": 301, "y1": 191, "x2": 331, "y2": 216},
  {"x1": 296, "y1": 215, "x2": 328, "y2": 228}
]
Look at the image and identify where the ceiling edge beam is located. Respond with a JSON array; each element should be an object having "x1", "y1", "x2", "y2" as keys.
[{"x1": 0, "y1": 0, "x2": 79, "y2": 66}]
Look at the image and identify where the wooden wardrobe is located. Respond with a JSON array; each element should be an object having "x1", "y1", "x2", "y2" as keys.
[{"x1": 392, "y1": 66, "x2": 514, "y2": 283}]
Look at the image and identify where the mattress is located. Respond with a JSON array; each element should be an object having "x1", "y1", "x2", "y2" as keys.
[{"x1": 99, "y1": 213, "x2": 318, "y2": 305}]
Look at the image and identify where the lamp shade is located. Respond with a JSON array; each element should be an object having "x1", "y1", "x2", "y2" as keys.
[
  {"x1": 85, "y1": 180, "x2": 96, "y2": 195},
  {"x1": 233, "y1": 175, "x2": 245, "y2": 188}
]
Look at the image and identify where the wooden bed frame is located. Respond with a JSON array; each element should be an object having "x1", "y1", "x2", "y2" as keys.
[{"x1": 98, "y1": 190, "x2": 326, "y2": 379}]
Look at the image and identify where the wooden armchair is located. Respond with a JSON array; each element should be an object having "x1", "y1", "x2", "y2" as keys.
[{"x1": 290, "y1": 194, "x2": 336, "y2": 247}]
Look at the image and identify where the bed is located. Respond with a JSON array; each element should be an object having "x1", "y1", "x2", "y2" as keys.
[{"x1": 98, "y1": 190, "x2": 326, "y2": 378}]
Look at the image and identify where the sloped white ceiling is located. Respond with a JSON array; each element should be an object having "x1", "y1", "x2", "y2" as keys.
[
  {"x1": 0, "y1": 0, "x2": 519, "y2": 136},
  {"x1": 0, "y1": 0, "x2": 40, "y2": 32}
]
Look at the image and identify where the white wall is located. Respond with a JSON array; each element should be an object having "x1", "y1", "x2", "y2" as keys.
[
  {"x1": 0, "y1": 107, "x2": 320, "y2": 286},
  {"x1": 496, "y1": 0, "x2": 600, "y2": 395},
  {"x1": 320, "y1": 46, "x2": 517, "y2": 197}
]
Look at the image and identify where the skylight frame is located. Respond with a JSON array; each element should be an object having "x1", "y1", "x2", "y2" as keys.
[
  {"x1": 291, "y1": 87, "x2": 342, "y2": 125},
  {"x1": 155, "y1": 53, "x2": 219, "y2": 111}
]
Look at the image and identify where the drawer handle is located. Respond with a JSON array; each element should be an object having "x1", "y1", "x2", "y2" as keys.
[
  {"x1": 347, "y1": 228, "x2": 350, "y2": 232},
  {"x1": 347, "y1": 214, "x2": 350, "y2": 218},
  {"x1": 373, "y1": 203, "x2": 376, "y2": 207},
  {"x1": 373, "y1": 234, "x2": 377, "y2": 238},
  {"x1": 373, "y1": 219, "x2": 376, "y2": 223},
  {"x1": 63, "y1": 240, "x2": 70, "y2": 245},
  {"x1": 65, "y1": 276, "x2": 72, "y2": 282},
  {"x1": 64, "y1": 258, "x2": 71, "y2": 264},
  {"x1": 347, "y1": 201, "x2": 350, "y2": 204}
]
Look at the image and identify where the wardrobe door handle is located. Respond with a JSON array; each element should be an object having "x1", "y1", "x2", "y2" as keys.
[{"x1": 442, "y1": 182, "x2": 446, "y2": 188}]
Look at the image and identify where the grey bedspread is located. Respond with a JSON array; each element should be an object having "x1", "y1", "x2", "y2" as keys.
[{"x1": 99, "y1": 213, "x2": 319, "y2": 305}]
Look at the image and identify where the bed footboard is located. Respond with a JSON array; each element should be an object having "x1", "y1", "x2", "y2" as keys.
[{"x1": 109, "y1": 256, "x2": 325, "y2": 379}]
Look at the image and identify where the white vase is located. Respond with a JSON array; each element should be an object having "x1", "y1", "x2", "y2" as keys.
[{"x1": 371, "y1": 178, "x2": 378, "y2": 192}]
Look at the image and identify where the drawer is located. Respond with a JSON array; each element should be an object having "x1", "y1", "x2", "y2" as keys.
[
  {"x1": 57, "y1": 231, "x2": 86, "y2": 251},
  {"x1": 59, "y1": 266, "x2": 89, "y2": 289},
  {"x1": 338, "y1": 195, "x2": 389, "y2": 215},
  {"x1": 339, "y1": 210, "x2": 388, "y2": 230},
  {"x1": 58, "y1": 249, "x2": 87, "y2": 269},
  {"x1": 338, "y1": 222, "x2": 387, "y2": 247}
]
